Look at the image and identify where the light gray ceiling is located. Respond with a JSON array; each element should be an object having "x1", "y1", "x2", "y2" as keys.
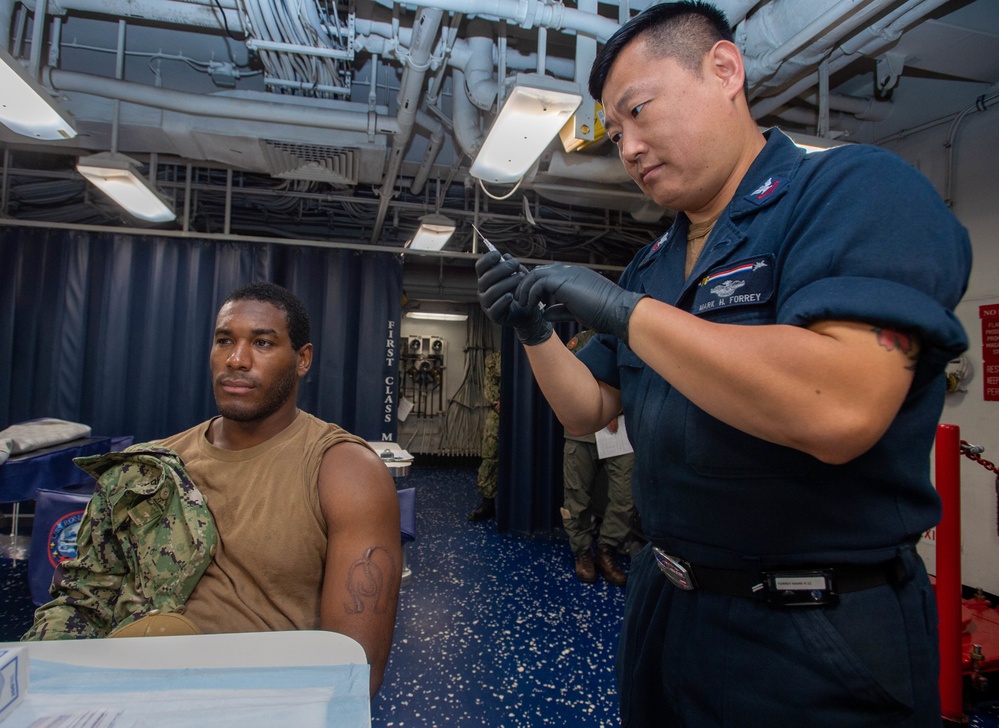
[{"x1": 1, "y1": 0, "x2": 997, "y2": 276}]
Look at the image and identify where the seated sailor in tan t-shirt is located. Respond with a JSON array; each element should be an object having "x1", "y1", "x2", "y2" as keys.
[
  {"x1": 26, "y1": 281, "x2": 401, "y2": 698},
  {"x1": 164, "y1": 281, "x2": 401, "y2": 697}
]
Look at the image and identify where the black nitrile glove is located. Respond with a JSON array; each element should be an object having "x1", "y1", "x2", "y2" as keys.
[
  {"x1": 516, "y1": 263, "x2": 646, "y2": 344},
  {"x1": 475, "y1": 250, "x2": 553, "y2": 346}
]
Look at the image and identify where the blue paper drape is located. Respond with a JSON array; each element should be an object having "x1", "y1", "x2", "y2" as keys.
[
  {"x1": 495, "y1": 320, "x2": 580, "y2": 535},
  {"x1": 0, "y1": 227, "x2": 401, "y2": 443}
]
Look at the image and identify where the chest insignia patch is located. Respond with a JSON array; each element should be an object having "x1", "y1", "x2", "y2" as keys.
[{"x1": 691, "y1": 256, "x2": 775, "y2": 315}]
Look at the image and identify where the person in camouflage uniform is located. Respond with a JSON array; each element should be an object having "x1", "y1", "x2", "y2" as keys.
[
  {"x1": 468, "y1": 349, "x2": 501, "y2": 521},
  {"x1": 22, "y1": 445, "x2": 217, "y2": 639},
  {"x1": 562, "y1": 329, "x2": 639, "y2": 586}
]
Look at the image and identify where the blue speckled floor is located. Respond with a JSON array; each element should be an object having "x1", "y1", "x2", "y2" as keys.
[
  {"x1": 373, "y1": 466, "x2": 625, "y2": 727},
  {"x1": 0, "y1": 467, "x2": 626, "y2": 726}
]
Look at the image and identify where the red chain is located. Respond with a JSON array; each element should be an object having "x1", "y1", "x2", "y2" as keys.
[{"x1": 961, "y1": 440, "x2": 999, "y2": 474}]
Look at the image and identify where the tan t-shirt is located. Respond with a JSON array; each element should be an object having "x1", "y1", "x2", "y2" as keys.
[
  {"x1": 158, "y1": 410, "x2": 369, "y2": 633},
  {"x1": 685, "y1": 214, "x2": 721, "y2": 279}
]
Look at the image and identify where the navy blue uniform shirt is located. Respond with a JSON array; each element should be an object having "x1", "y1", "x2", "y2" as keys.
[{"x1": 578, "y1": 129, "x2": 972, "y2": 569}]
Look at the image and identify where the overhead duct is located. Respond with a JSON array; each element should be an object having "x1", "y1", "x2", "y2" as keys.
[
  {"x1": 750, "y1": 0, "x2": 950, "y2": 118},
  {"x1": 32, "y1": 0, "x2": 245, "y2": 33},
  {"x1": 546, "y1": 149, "x2": 634, "y2": 186},
  {"x1": 462, "y1": 19, "x2": 497, "y2": 111},
  {"x1": 0, "y1": 0, "x2": 990, "y2": 265},
  {"x1": 450, "y1": 68, "x2": 485, "y2": 158},
  {"x1": 47, "y1": 69, "x2": 399, "y2": 135},
  {"x1": 261, "y1": 141, "x2": 359, "y2": 186},
  {"x1": 375, "y1": 0, "x2": 619, "y2": 42}
]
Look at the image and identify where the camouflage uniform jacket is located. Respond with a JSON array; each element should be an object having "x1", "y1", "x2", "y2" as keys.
[
  {"x1": 477, "y1": 351, "x2": 502, "y2": 498},
  {"x1": 484, "y1": 350, "x2": 501, "y2": 405},
  {"x1": 22, "y1": 444, "x2": 217, "y2": 640}
]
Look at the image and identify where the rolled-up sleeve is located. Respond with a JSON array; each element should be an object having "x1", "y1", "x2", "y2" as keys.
[{"x1": 774, "y1": 146, "x2": 971, "y2": 384}]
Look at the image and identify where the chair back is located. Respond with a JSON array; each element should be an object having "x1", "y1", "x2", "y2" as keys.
[{"x1": 29, "y1": 485, "x2": 94, "y2": 606}]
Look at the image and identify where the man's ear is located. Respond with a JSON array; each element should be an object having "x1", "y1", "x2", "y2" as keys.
[
  {"x1": 709, "y1": 40, "x2": 747, "y2": 101},
  {"x1": 297, "y1": 343, "x2": 314, "y2": 378}
]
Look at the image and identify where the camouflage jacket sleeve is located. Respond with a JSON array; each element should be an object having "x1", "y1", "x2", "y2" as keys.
[
  {"x1": 484, "y1": 351, "x2": 502, "y2": 404},
  {"x1": 22, "y1": 445, "x2": 217, "y2": 640}
]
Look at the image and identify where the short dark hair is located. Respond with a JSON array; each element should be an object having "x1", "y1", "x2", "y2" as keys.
[
  {"x1": 588, "y1": 1, "x2": 736, "y2": 102},
  {"x1": 223, "y1": 281, "x2": 311, "y2": 351}
]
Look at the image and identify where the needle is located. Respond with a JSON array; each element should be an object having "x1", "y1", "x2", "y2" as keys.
[
  {"x1": 471, "y1": 223, "x2": 545, "y2": 312},
  {"x1": 472, "y1": 224, "x2": 528, "y2": 273},
  {"x1": 470, "y1": 223, "x2": 498, "y2": 253}
]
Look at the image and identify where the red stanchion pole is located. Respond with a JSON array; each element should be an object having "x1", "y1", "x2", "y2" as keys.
[{"x1": 936, "y1": 423, "x2": 964, "y2": 723}]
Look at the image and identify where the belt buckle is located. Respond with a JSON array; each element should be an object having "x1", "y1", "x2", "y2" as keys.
[{"x1": 653, "y1": 547, "x2": 696, "y2": 591}]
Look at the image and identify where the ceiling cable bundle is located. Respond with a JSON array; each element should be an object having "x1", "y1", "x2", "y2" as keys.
[{"x1": 235, "y1": 0, "x2": 352, "y2": 98}]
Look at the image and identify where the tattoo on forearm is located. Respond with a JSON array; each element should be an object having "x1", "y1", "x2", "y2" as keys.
[
  {"x1": 873, "y1": 327, "x2": 918, "y2": 370},
  {"x1": 344, "y1": 545, "x2": 393, "y2": 615}
]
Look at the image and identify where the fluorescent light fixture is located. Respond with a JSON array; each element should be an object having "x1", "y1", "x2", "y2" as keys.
[
  {"x1": 470, "y1": 74, "x2": 583, "y2": 184},
  {"x1": 781, "y1": 129, "x2": 849, "y2": 153},
  {"x1": 405, "y1": 214, "x2": 456, "y2": 251},
  {"x1": 405, "y1": 311, "x2": 468, "y2": 322},
  {"x1": 76, "y1": 152, "x2": 176, "y2": 223},
  {"x1": 0, "y1": 46, "x2": 77, "y2": 140}
]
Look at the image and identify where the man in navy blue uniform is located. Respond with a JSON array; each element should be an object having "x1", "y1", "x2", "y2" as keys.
[{"x1": 475, "y1": 2, "x2": 972, "y2": 726}]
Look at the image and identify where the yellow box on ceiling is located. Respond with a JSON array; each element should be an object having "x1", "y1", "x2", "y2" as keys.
[{"x1": 559, "y1": 102, "x2": 606, "y2": 154}]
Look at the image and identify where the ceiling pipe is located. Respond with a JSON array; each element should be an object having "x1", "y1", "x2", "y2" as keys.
[
  {"x1": 743, "y1": 0, "x2": 871, "y2": 83},
  {"x1": 410, "y1": 110, "x2": 446, "y2": 195},
  {"x1": 354, "y1": 17, "x2": 414, "y2": 50},
  {"x1": 837, "y1": 0, "x2": 931, "y2": 56},
  {"x1": 358, "y1": 19, "x2": 574, "y2": 80},
  {"x1": 711, "y1": 1, "x2": 762, "y2": 27},
  {"x1": 751, "y1": 0, "x2": 949, "y2": 119},
  {"x1": 801, "y1": 90, "x2": 893, "y2": 122},
  {"x1": 47, "y1": 68, "x2": 400, "y2": 134},
  {"x1": 743, "y1": 0, "x2": 888, "y2": 93},
  {"x1": 943, "y1": 89, "x2": 999, "y2": 208},
  {"x1": 28, "y1": 0, "x2": 46, "y2": 79},
  {"x1": 450, "y1": 68, "x2": 485, "y2": 157},
  {"x1": 29, "y1": 0, "x2": 245, "y2": 33},
  {"x1": 771, "y1": 105, "x2": 860, "y2": 134},
  {"x1": 369, "y1": 7, "x2": 444, "y2": 244},
  {"x1": 462, "y1": 19, "x2": 497, "y2": 111},
  {"x1": 0, "y1": 0, "x2": 14, "y2": 51},
  {"x1": 546, "y1": 149, "x2": 633, "y2": 185},
  {"x1": 398, "y1": 0, "x2": 619, "y2": 43},
  {"x1": 445, "y1": 36, "x2": 573, "y2": 81}
]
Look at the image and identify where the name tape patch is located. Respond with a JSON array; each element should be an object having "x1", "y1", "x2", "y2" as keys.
[{"x1": 692, "y1": 255, "x2": 774, "y2": 315}]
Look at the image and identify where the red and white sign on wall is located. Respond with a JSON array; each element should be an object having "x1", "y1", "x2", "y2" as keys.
[{"x1": 982, "y1": 304, "x2": 999, "y2": 402}]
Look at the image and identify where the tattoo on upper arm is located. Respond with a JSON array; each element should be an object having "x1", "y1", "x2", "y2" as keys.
[
  {"x1": 344, "y1": 545, "x2": 394, "y2": 615},
  {"x1": 873, "y1": 327, "x2": 919, "y2": 370}
]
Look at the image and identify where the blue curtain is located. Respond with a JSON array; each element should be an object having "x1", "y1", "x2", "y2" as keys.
[
  {"x1": 495, "y1": 320, "x2": 580, "y2": 535},
  {"x1": 0, "y1": 227, "x2": 401, "y2": 443}
]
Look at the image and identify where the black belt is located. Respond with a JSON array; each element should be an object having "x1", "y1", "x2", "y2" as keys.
[{"x1": 652, "y1": 547, "x2": 908, "y2": 607}]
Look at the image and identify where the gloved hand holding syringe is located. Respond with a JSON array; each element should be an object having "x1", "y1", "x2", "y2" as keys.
[
  {"x1": 473, "y1": 223, "x2": 646, "y2": 345},
  {"x1": 472, "y1": 224, "x2": 531, "y2": 277}
]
